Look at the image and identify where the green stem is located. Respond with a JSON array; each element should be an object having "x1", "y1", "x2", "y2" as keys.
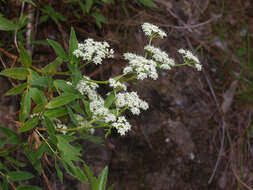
[
  {"x1": 56, "y1": 119, "x2": 96, "y2": 132},
  {"x1": 35, "y1": 129, "x2": 60, "y2": 160}
]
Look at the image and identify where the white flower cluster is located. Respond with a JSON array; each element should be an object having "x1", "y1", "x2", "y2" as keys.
[
  {"x1": 111, "y1": 116, "x2": 131, "y2": 136},
  {"x1": 68, "y1": 76, "x2": 99, "y2": 100},
  {"x1": 178, "y1": 49, "x2": 202, "y2": 71},
  {"x1": 123, "y1": 53, "x2": 158, "y2": 80},
  {"x1": 73, "y1": 38, "x2": 114, "y2": 65},
  {"x1": 109, "y1": 78, "x2": 127, "y2": 91},
  {"x1": 90, "y1": 96, "x2": 116, "y2": 123},
  {"x1": 89, "y1": 96, "x2": 131, "y2": 136},
  {"x1": 115, "y1": 91, "x2": 149, "y2": 115},
  {"x1": 144, "y1": 45, "x2": 175, "y2": 70},
  {"x1": 54, "y1": 119, "x2": 67, "y2": 134},
  {"x1": 141, "y1": 22, "x2": 167, "y2": 38}
]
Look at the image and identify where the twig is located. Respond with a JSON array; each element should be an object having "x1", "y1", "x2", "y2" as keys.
[
  {"x1": 26, "y1": 3, "x2": 34, "y2": 55},
  {"x1": 41, "y1": 167, "x2": 52, "y2": 190},
  {"x1": 14, "y1": 2, "x2": 25, "y2": 53}
]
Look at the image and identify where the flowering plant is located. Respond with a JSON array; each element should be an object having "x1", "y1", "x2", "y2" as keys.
[{"x1": 0, "y1": 23, "x2": 201, "y2": 189}]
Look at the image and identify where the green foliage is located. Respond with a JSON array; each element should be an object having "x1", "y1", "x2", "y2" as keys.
[{"x1": 0, "y1": 16, "x2": 19, "y2": 31}]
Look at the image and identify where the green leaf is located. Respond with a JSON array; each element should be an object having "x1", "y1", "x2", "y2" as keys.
[
  {"x1": 0, "y1": 16, "x2": 19, "y2": 31},
  {"x1": 2, "y1": 177, "x2": 8, "y2": 190},
  {"x1": 69, "y1": 101, "x2": 85, "y2": 115},
  {"x1": 67, "y1": 106, "x2": 79, "y2": 126},
  {"x1": 0, "y1": 126, "x2": 18, "y2": 144},
  {"x1": 56, "y1": 135, "x2": 81, "y2": 163},
  {"x1": 73, "y1": 166, "x2": 88, "y2": 183},
  {"x1": 30, "y1": 87, "x2": 47, "y2": 105},
  {"x1": 19, "y1": 90, "x2": 31, "y2": 122},
  {"x1": 20, "y1": 0, "x2": 36, "y2": 6},
  {"x1": 137, "y1": 0, "x2": 157, "y2": 8},
  {"x1": 42, "y1": 57, "x2": 63, "y2": 75},
  {"x1": 44, "y1": 116, "x2": 56, "y2": 135},
  {"x1": 47, "y1": 39, "x2": 68, "y2": 61},
  {"x1": 0, "y1": 68, "x2": 29, "y2": 80},
  {"x1": 69, "y1": 27, "x2": 78, "y2": 65},
  {"x1": 98, "y1": 166, "x2": 108, "y2": 190},
  {"x1": 107, "y1": 184, "x2": 115, "y2": 190},
  {"x1": 18, "y1": 116, "x2": 39, "y2": 132},
  {"x1": 32, "y1": 104, "x2": 44, "y2": 113},
  {"x1": 83, "y1": 100, "x2": 91, "y2": 118},
  {"x1": 6, "y1": 156, "x2": 26, "y2": 167},
  {"x1": 19, "y1": 42, "x2": 32, "y2": 68},
  {"x1": 80, "y1": 135, "x2": 104, "y2": 144},
  {"x1": 54, "y1": 80, "x2": 80, "y2": 94},
  {"x1": 84, "y1": 0, "x2": 93, "y2": 13},
  {"x1": 46, "y1": 93, "x2": 80, "y2": 109},
  {"x1": 91, "y1": 12, "x2": 107, "y2": 28},
  {"x1": 104, "y1": 92, "x2": 115, "y2": 108},
  {"x1": 8, "y1": 171, "x2": 34, "y2": 181},
  {"x1": 44, "y1": 107, "x2": 68, "y2": 118},
  {"x1": 17, "y1": 185, "x2": 41, "y2": 190},
  {"x1": 30, "y1": 77, "x2": 49, "y2": 88},
  {"x1": 83, "y1": 163, "x2": 98, "y2": 189},
  {"x1": 5, "y1": 82, "x2": 27, "y2": 96},
  {"x1": 55, "y1": 161, "x2": 63, "y2": 183},
  {"x1": 69, "y1": 64, "x2": 82, "y2": 87}
]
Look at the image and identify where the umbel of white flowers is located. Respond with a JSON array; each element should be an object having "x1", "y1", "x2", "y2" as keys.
[{"x1": 68, "y1": 22, "x2": 202, "y2": 136}]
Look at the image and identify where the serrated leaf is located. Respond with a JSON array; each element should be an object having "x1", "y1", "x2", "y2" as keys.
[
  {"x1": 56, "y1": 135, "x2": 81, "y2": 163},
  {"x1": 47, "y1": 39, "x2": 68, "y2": 61},
  {"x1": 0, "y1": 16, "x2": 19, "y2": 31},
  {"x1": 19, "y1": 42, "x2": 32, "y2": 68},
  {"x1": 73, "y1": 166, "x2": 88, "y2": 183},
  {"x1": 98, "y1": 166, "x2": 108, "y2": 190},
  {"x1": 42, "y1": 57, "x2": 63, "y2": 75},
  {"x1": 69, "y1": 27, "x2": 78, "y2": 65},
  {"x1": 17, "y1": 185, "x2": 41, "y2": 190},
  {"x1": 67, "y1": 106, "x2": 79, "y2": 126},
  {"x1": 46, "y1": 93, "x2": 80, "y2": 109},
  {"x1": 83, "y1": 163, "x2": 98, "y2": 189},
  {"x1": 5, "y1": 82, "x2": 27, "y2": 96},
  {"x1": 18, "y1": 116, "x2": 39, "y2": 132},
  {"x1": 0, "y1": 68, "x2": 29, "y2": 80},
  {"x1": 44, "y1": 107, "x2": 68, "y2": 118},
  {"x1": 19, "y1": 90, "x2": 31, "y2": 122},
  {"x1": 30, "y1": 87, "x2": 47, "y2": 105},
  {"x1": 8, "y1": 171, "x2": 34, "y2": 181},
  {"x1": 104, "y1": 92, "x2": 115, "y2": 108}
]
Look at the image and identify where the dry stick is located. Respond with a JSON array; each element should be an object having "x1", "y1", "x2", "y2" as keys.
[
  {"x1": 26, "y1": 3, "x2": 34, "y2": 55},
  {"x1": 14, "y1": 2, "x2": 25, "y2": 53},
  {"x1": 41, "y1": 168, "x2": 52, "y2": 190},
  {"x1": 185, "y1": 37, "x2": 226, "y2": 184}
]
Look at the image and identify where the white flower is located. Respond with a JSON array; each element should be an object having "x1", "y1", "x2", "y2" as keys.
[
  {"x1": 68, "y1": 75, "x2": 99, "y2": 100},
  {"x1": 54, "y1": 119, "x2": 67, "y2": 134},
  {"x1": 90, "y1": 96, "x2": 116, "y2": 123},
  {"x1": 109, "y1": 78, "x2": 127, "y2": 91},
  {"x1": 73, "y1": 38, "x2": 114, "y2": 65},
  {"x1": 123, "y1": 53, "x2": 158, "y2": 80},
  {"x1": 141, "y1": 23, "x2": 167, "y2": 38},
  {"x1": 144, "y1": 45, "x2": 175, "y2": 70},
  {"x1": 115, "y1": 91, "x2": 149, "y2": 115},
  {"x1": 111, "y1": 116, "x2": 131, "y2": 136},
  {"x1": 178, "y1": 48, "x2": 202, "y2": 71}
]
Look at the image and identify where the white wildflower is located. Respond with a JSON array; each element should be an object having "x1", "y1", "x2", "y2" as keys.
[
  {"x1": 73, "y1": 38, "x2": 114, "y2": 65},
  {"x1": 109, "y1": 78, "x2": 127, "y2": 91},
  {"x1": 178, "y1": 48, "x2": 202, "y2": 71},
  {"x1": 141, "y1": 23, "x2": 167, "y2": 38},
  {"x1": 90, "y1": 96, "x2": 116, "y2": 123},
  {"x1": 68, "y1": 75, "x2": 99, "y2": 100},
  {"x1": 123, "y1": 53, "x2": 158, "y2": 80},
  {"x1": 144, "y1": 45, "x2": 175, "y2": 70},
  {"x1": 111, "y1": 116, "x2": 131, "y2": 136},
  {"x1": 115, "y1": 91, "x2": 149, "y2": 115},
  {"x1": 54, "y1": 119, "x2": 67, "y2": 134}
]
